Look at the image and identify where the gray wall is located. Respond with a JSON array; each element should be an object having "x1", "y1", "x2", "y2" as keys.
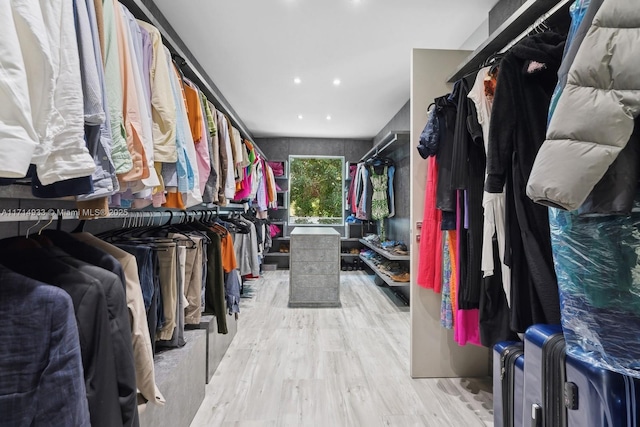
[
  {"x1": 372, "y1": 100, "x2": 410, "y2": 148},
  {"x1": 254, "y1": 137, "x2": 372, "y2": 163},
  {"x1": 254, "y1": 137, "x2": 373, "y2": 239}
]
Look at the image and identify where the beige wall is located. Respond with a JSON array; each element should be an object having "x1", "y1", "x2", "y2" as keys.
[{"x1": 410, "y1": 49, "x2": 489, "y2": 378}]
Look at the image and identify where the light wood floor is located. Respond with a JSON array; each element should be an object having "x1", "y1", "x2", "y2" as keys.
[{"x1": 190, "y1": 271, "x2": 493, "y2": 427}]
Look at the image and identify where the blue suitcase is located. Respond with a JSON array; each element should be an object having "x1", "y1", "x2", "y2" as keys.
[
  {"x1": 565, "y1": 350, "x2": 640, "y2": 426},
  {"x1": 494, "y1": 341, "x2": 525, "y2": 427},
  {"x1": 523, "y1": 324, "x2": 566, "y2": 427}
]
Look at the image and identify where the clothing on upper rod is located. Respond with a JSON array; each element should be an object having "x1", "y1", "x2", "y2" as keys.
[{"x1": 0, "y1": 0, "x2": 278, "y2": 217}]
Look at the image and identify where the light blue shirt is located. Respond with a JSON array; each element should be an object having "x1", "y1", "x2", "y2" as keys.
[
  {"x1": 75, "y1": 0, "x2": 119, "y2": 200},
  {"x1": 165, "y1": 48, "x2": 193, "y2": 192}
]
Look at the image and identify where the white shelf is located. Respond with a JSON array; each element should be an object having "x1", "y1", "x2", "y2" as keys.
[
  {"x1": 359, "y1": 255, "x2": 409, "y2": 287},
  {"x1": 359, "y1": 239, "x2": 410, "y2": 261}
]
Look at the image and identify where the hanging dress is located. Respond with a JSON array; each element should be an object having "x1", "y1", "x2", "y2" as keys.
[{"x1": 369, "y1": 165, "x2": 389, "y2": 221}]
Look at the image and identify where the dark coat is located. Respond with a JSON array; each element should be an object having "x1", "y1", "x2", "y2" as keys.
[{"x1": 485, "y1": 32, "x2": 566, "y2": 331}]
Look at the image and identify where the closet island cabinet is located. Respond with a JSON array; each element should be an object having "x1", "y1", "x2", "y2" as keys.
[{"x1": 288, "y1": 227, "x2": 341, "y2": 308}]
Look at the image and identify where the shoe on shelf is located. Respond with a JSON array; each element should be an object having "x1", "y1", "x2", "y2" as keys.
[
  {"x1": 363, "y1": 234, "x2": 381, "y2": 244},
  {"x1": 390, "y1": 272, "x2": 410, "y2": 282},
  {"x1": 387, "y1": 243, "x2": 408, "y2": 256},
  {"x1": 350, "y1": 248, "x2": 360, "y2": 254},
  {"x1": 380, "y1": 240, "x2": 398, "y2": 249}
]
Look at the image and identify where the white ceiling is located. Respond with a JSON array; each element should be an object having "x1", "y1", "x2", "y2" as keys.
[{"x1": 154, "y1": 0, "x2": 499, "y2": 139}]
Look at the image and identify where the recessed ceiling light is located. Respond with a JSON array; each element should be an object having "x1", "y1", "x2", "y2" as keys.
[
  {"x1": 297, "y1": 114, "x2": 303, "y2": 120},
  {"x1": 333, "y1": 78, "x2": 341, "y2": 86},
  {"x1": 293, "y1": 77, "x2": 301, "y2": 84},
  {"x1": 326, "y1": 115, "x2": 332, "y2": 120}
]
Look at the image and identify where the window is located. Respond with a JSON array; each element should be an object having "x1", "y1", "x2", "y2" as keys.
[{"x1": 288, "y1": 156, "x2": 344, "y2": 225}]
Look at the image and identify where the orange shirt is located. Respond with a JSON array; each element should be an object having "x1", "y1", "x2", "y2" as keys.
[
  {"x1": 220, "y1": 233, "x2": 238, "y2": 273},
  {"x1": 163, "y1": 190, "x2": 186, "y2": 210},
  {"x1": 183, "y1": 81, "x2": 203, "y2": 143}
]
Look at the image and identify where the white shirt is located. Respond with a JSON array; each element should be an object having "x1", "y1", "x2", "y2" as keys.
[
  {"x1": 0, "y1": 1, "x2": 39, "y2": 178},
  {"x1": 3, "y1": 1, "x2": 96, "y2": 185}
]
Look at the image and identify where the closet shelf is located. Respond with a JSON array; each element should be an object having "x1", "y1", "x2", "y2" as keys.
[
  {"x1": 341, "y1": 253, "x2": 360, "y2": 258},
  {"x1": 264, "y1": 252, "x2": 290, "y2": 257},
  {"x1": 341, "y1": 238, "x2": 361, "y2": 242},
  {"x1": 359, "y1": 239, "x2": 410, "y2": 261},
  {"x1": 0, "y1": 184, "x2": 75, "y2": 202},
  {"x1": 446, "y1": 0, "x2": 572, "y2": 82},
  {"x1": 359, "y1": 255, "x2": 409, "y2": 287},
  {"x1": 359, "y1": 131, "x2": 410, "y2": 163}
]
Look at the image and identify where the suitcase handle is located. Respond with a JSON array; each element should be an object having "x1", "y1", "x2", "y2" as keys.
[{"x1": 531, "y1": 404, "x2": 542, "y2": 427}]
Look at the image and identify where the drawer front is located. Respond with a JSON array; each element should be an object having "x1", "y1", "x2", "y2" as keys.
[
  {"x1": 290, "y1": 248, "x2": 339, "y2": 263},
  {"x1": 290, "y1": 261, "x2": 337, "y2": 276},
  {"x1": 291, "y1": 235, "x2": 340, "y2": 249}
]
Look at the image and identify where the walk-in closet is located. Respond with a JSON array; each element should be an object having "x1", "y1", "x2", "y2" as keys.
[{"x1": 2, "y1": 0, "x2": 638, "y2": 426}]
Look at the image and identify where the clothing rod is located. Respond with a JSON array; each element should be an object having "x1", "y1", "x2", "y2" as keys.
[
  {"x1": 446, "y1": 0, "x2": 572, "y2": 82},
  {"x1": 0, "y1": 204, "x2": 247, "y2": 223},
  {"x1": 359, "y1": 131, "x2": 409, "y2": 162},
  {"x1": 500, "y1": 0, "x2": 570, "y2": 53}
]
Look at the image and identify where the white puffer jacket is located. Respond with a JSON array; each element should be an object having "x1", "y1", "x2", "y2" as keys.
[{"x1": 527, "y1": 0, "x2": 640, "y2": 211}]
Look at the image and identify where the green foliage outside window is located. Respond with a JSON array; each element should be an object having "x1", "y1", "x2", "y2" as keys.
[{"x1": 289, "y1": 157, "x2": 343, "y2": 225}]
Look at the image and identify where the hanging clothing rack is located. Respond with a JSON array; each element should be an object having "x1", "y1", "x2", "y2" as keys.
[
  {"x1": 500, "y1": 1, "x2": 567, "y2": 53},
  {"x1": 359, "y1": 131, "x2": 410, "y2": 163},
  {"x1": 446, "y1": 0, "x2": 573, "y2": 83},
  {"x1": 0, "y1": 204, "x2": 247, "y2": 224}
]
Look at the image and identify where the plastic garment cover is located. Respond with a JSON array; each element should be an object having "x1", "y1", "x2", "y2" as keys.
[
  {"x1": 550, "y1": 201, "x2": 640, "y2": 378},
  {"x1": 417, "y1": 103, "x2": 440, "y2": 159}
]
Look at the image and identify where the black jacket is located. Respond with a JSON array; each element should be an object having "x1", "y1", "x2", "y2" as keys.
[
  {"x1": 485, "y1": 32, "x2": 566, "y2": 331},
  {"x1": 51, "y1": 247, "x2": 139, "y2": 427},
  {"x1": 435, "y1": 93, "x2": 458, "y2": 212}
]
